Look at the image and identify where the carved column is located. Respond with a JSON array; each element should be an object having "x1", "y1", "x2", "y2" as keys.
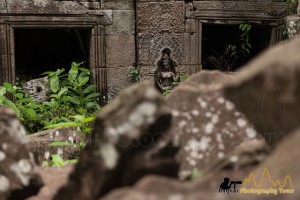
[
  {"x1": 0, "y1": 24, "x2": 15, "y2": 85},
  {"x1": 90, "y1": 25, "x2": 107, "y2": 106}
]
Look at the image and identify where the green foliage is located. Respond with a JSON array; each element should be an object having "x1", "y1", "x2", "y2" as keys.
[
  {"x1": 286, "y1": 0, "x2": 298, "y2": 14},
  {"x1": 208, "y1": 23, "x2": 253, "y2": 71},
  {"x1": 172, "y1": 73, "x2": 189, "y2": 87},
  {"x1": 0, "y1": 62, "x2": 100, "y2": 134},
  {"x1": 162, "y1": 89, "x2": 171, "y2": 97},
  {"x1": 42, "y1": 62, "x2": 100, "y2": 127},
  {"x1": 0, "y1": 82, "x2": 44, "y2": 132},
  {"x1": 228, "y1": 23, "x2": 252, "y2": 58},
  {"x1": 48, "y1": 115, "x2": 95, "y2": 148},
  {"x1": 129, "y1": 67, "x2": 140, "y2": 83},
  {"x1": 42, "y1": 154, "x2": 78, "y2": 167},
  {"x1": 190, "y1": 168, "x2": 202, "y2": 181}
]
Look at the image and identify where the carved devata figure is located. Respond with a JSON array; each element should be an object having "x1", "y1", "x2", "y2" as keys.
[{"x1": 154, "y1": 48, "x2": 178, "y2": 92}]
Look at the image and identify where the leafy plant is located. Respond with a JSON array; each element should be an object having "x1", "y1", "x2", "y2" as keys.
[
  {"x1": 129, "y1": 67, "x2": 140, "y2": 83},
  {"x1": 41, "y1": 62, "x2": 100, "y2": 128},
  {"x1": 205, "y1": 23, "x2": 252, "y2": 71},
  {"x1": 286, "y1": 0, "x2": 298, "y2": 14},
  {"x1": 42, "y1": 154, "x2": 78, "y2": 167},
  {"x1": 0, "y1": 62, "x2": 100, "y2": 134},
  {"x1": 47, "y1": 115, "x2": 96, "y2": 148},
  {"x1": 0, "y1": 82, "x2": 44, "y2": 132},
  {"x1": 228, "y1": 23, "x2": 252, "y2": 58}
]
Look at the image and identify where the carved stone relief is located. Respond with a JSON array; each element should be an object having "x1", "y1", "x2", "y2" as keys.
[
  {"x1": 154, "y1": 48, "x2": 178, "y2": 92},
  {"x1": 138, "y1": 32, "x2": 184, "y2": 73},
  {"x1": 137, "y1": 1, "x2": 185, "y2": 77},
  {"x1": 137, "y1": 2, "x2": 184, "y2": 34}
]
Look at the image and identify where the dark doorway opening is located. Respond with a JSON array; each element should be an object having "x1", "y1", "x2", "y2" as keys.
[
  {"x1": 202, "y1": 24, "x2": 272, "y2": 71},
  {"x1": 15, "y1": 28, "x2": 91, "y2": 81}
]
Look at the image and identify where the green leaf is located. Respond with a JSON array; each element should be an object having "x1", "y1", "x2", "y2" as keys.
[
  {"x1": 45, "y1": 122, "x2": 81, "y2": 129},
  {"x1": 83, "y1": 85, "x2": 96, "y2": 94},
  {"x1": 85, "y1": 102, "x2": 97, "y2": 109},
  {"x1": 68, "y1": 62, "x2": 79, "y2": 83},
  {"x1": 50, "y1": 75, "x2": 59, "y2": 93},
  {"x1": 82, "y1": 116, "x2": 96, "y2": 123},
  {"x1": 49, "y1": 141, "x2": 77, "y2": 147},
  {"x1": 3, "y1": 82, "x2": 12, "y2": 89},
  {"x1": 0, "y1": 87, "x2": 6, "y2": 96},
  {"x1": 79, "y1": 67, "x2": 90, "y2": 74},
  {"x1": 65, "y1": 159, "x2": 78, "y2": 164},
  {"x1": 241, "y1": 31, "x2": 248, "y2": 38},
  {"x1": 57, "y1": 68, "x2": 66, "y2": 75},
  {"x1": 190, "y1": 168, "x2": 202, "y2": 181},
  {"x1": 242, "y1": 25, "x2": 247, "y2": 31},
  {"x1": 58, "y1": 87, "x2": 68, "y2": 98},
  {"x1": 24, "y1": 108, "x2": 37, "y2": 120},
  {"x1": 51, "y1": 154, "x2": 64, "y2": 167},
  {"x1": 17, "y1": 97, "x2": 34, "y2": 104},
  {"x1": 41, "y1": 71, "x2": 53, "y2": 76},
  {"x1": 3, "y1": 99, "x2": 20, "y2": 117},
  {"x1": 71, "y1": 115, "x2": 85, "y2": 122},
  {"x1": 63, "y1": 96, "x2": 80, "y2": 105},
  {"x1": 41, "y1": 161, "x2": 49, "y2": 167},
  {"x1": 86, "y1": 93, "x2": 100, "y2": 100},
  {"x1": 82, "y1": 127, "x2": 93, "y2": 134},
  {"x1": 246, "y1": 25, "x2": 252, "y2": 32},
  {"x1": 42, "y1": 101, "x2": 54, "y2": 108},
  {"x1": 14, "y1": 93, "x2": 24, "y2": 99},
  {"x1": 77, "y1": 72, "x2": 89, "y2": 86}
]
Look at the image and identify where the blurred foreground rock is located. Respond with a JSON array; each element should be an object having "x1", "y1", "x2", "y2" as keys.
[
  {"x1": 164, "y1": 71, "x2": 262, "y2": 180},
  {"x1": 54, "y1": 82, "x2": 176, "y2": 200},
  {"x1": 27, "y1": 165, "x2": 73, "y2": 200},
  {"x1": 0, "y1": 107, "x2": 43, "y2": 200},
  {"x1": 225, "y1": 36, "x2": 300, "y2": 145},
  {"x1": 27, "y1": 127, "x2": 81, "y2": 165},
  {"x1": 101, "y1": 129, "x2": 300, "y2": 200},
  {"x1": 227, "y1": 129, "x2": 300, "y2": 200}
]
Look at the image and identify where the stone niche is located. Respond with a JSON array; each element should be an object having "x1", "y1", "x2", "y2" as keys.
[
  {"x1": 137, "y1": 0, "x2": 288, "y2": 79},
  {"x1": 0, "y1": 0, "x2": 135, "y2": 105}
]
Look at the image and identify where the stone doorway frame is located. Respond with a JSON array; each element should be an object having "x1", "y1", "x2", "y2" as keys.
[
  {"x1": 186, "y1": 1, "x2": 288, "y2": 72},
  {"x1": 0, "y1": 15, "x2": 108, "y2": 105}
]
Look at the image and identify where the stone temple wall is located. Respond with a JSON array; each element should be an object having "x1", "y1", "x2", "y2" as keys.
[
  {"x1": 0, "y1": 0, "x2": 291, "y2": 103},
  {"x1": 137, "y1": 0, "x2": 288, "y2": 85},
  {"x1": 104, "y1": 0, "x2": 136, "y2": 101},
  {"x1": 0, "y1": 0, "x2": 136, "y2": 104}
]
